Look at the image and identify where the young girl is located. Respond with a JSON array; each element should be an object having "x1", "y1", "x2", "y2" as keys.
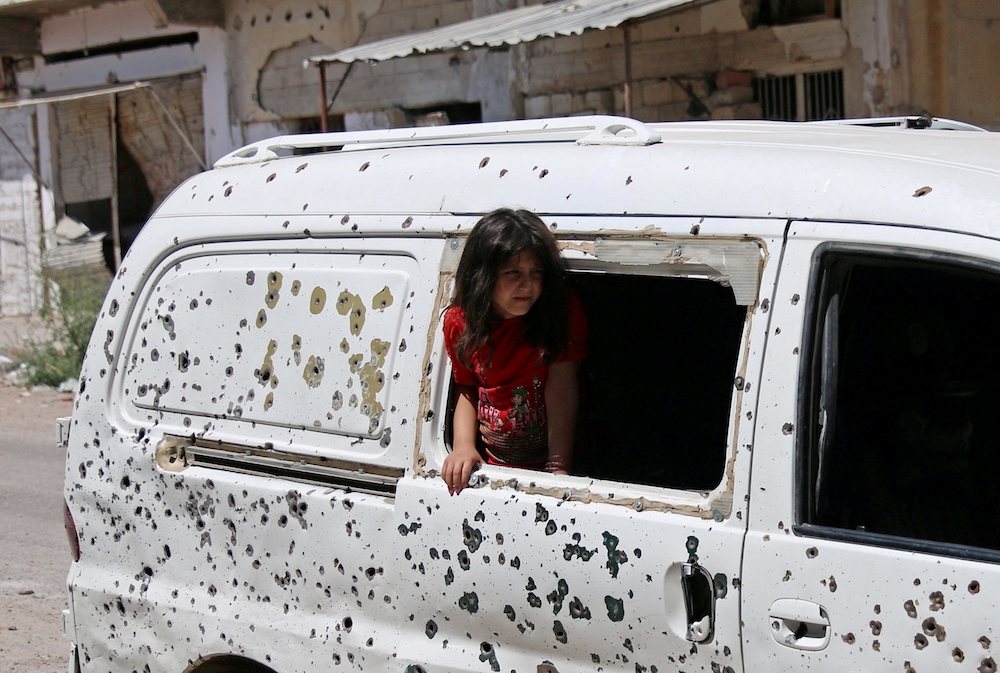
[{"x1": 441, "y1": 208, "x2": 587, "y2": 495}]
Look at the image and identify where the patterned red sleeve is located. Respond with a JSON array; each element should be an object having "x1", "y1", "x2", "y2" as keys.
[
  {"x1": 558, "y1": 291, "x2": 588, "y2": 363},
  {"x1": 442, "y1": 307, "x2": 477, "y2": 386}
]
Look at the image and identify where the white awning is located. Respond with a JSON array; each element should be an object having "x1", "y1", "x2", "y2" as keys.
[
  {"x1": 0, "y1": 81, "x2": 149, "y2": 110},
  {"x1": 308, "y1": 0, "x2": 716, "y2": 65}
]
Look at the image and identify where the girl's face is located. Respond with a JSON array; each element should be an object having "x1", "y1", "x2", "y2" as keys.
[{"x1": 492, "y1": 250, "x2": 543, "y2": 320}]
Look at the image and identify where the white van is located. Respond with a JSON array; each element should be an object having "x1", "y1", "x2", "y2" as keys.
[{"x1": 62, "y1": 115, "x2": 1000, "y2": 673}]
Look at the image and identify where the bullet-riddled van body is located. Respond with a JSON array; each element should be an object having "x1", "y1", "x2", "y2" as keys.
[{"x1": 64, "y1": 116, "x2": 1000, "y2": 673}]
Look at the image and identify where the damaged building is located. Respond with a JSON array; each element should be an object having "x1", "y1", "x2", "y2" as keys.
[{"x1": 0, "y1": 0, "x2": 998, "y2": 315}]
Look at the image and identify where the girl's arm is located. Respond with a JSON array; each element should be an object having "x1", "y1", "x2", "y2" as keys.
[
  {"x1": 442, "y1": 385, "x2": 482, "y2": 495},
  {"x1": 545, "y1": 360, "x2": 580, "y2": 474}
]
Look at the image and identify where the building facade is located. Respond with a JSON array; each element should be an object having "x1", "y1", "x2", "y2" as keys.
[{"x1": 0, "y1": 0, "x2": 996, "y2": 315}]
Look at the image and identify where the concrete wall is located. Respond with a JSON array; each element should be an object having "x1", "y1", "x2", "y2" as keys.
[
  {"x1": 229, "y1": 0, "x2": 515, "y2": 139},
  {"x1": 521, "y1": 0, "x2": 853, "y2": 122},
  {"x1": 0, "y1": 107, "x2": 43, "y2": 315}
]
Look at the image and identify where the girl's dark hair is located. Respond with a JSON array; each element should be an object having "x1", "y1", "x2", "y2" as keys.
[{"x1": 451, "y1": 208, "x2": 568, "y2": 366}]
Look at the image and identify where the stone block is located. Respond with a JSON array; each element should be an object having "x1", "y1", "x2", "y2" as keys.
[
  {"x1": 550, "y1": 92, "x2": 573, "y2": 116},
  {"x1": 642, "y1": 80, "x2": 680, "y2": 106},
  {"x1": 716, "y1": 69, "x2": 753, "y2": 89},
  {"x1": 524, "y1": 95, "x2": 551, "y2": 119},
  {"x1": 584, "y1": 90, "x2": 613, "y2": 114},
  {"x1": 709, "y1": 85, "x2": 755, "y2": 107}
]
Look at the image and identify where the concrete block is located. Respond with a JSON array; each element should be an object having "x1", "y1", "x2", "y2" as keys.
[
  {"x1": 716, "y1": 69, "x2": 753, "y2": 89},
  {"x1": 584, "y1": 90, "x2": 613, "y2": 114},
  {"x1": 642, "y1": 80, "x2": 680, "y2": 106},
  {"x1": 658, "y1": 101, "x2": 693, "y2": 121},
  {"x1": 709, "y1": 85, "x2": 755, "y2": 107},
  {"x1": 524, "y1": 95, "x2": 551, "y2": 118},
  {"x1": 613, "y1": 87, "x2": 625, "y2": 114},
  {"x1": 550, "y1": 92, "x2": 573, "y2": 115},
  {"x1": 711, "y1": 102, "x2": 762, "y2": 120}
]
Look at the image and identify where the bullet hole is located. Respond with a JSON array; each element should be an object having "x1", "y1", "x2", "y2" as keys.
[
  {"x1": 904, "y1": 600, "x2": 918, "y2": 618},
  {"x1": 266, "y1": 173, "x2": 276, "y2": 183},
  {"x1": 296, "y1": 163, "x2": 307, "y2": 173},
  {"x1": 359, "y1": 162, "x2": 370, "y2": 172},
  {"x1": 871, "y1": 620, "x2": 882, "y2": 636},
  {"x1": 954, "y1": 648, "x2": 965, "y2": 662},
  {"x1": 914, "y1": 634, "x2": 928, "y2": 649},
  {"x1": 177, "y1": 351, "x2": 190, "y2": 373},
  {"x1": 235, "y1": 343, "x2": 243, "y2": 358},
  {"x1": 604, "y1": 595, "x2": 625, "y2": 622},
  {"x1": 459, "y1": 591, "x2": 479, "y2": 613},
  {"x1": 120, "y1": 475, "x2": 131, "y2": 490},
  {"x1": 970, "y1": 580, "x2": 981, "y2": 594},
  {"x1": 539, "y1": 169, "x2": 549, "y2": 179},
  {"x1": 625, "y1": 175, "x2": 633, "y2": 186},
  {"x1": 981, "y1": 637, "x2": 993, "y2": 649},
  {"x1": 842, "y1": 633, "x2": 856, "y2": 644},
  {"x1": 116, "y1": 598, "x2": 126, "y2": 616},
  {"x1": 569, "y1": 597, "x2": 591, "y2": 620},
  {"x1": 828, "y1": 576, "x2": 837, "y2": 593},
  {"x1": 150, "y1": 349, "x2": 159, "y2": 362},
  {"x1": 278, "y1": 515, "x2": 288, "y2": 528},
  {"x1": 982, "y1": 657, "x2": 998, "y2": 673},
  {"x1": 874, "y1": 604, "x2": 881, "y2": 614},
  {"x1": 929, "y1": 591, "x2": 944, "y2": 611},
  {"x1": 913, "y1": 186, "x2": 932, "y2": 197},
  {"x1": 782, "y1": 423, "x2": 794, "y2": 435},
  {"x1": 342, "y1": 616, "x2": 352, "y2": 631},
  {"x1": 224, "y1": 186, "x2": 233, "y2": 197},
  {"x1": 690, "y1": 224, "x2": 700, "y2": 235},
  {"x1": 806, "y1": 547, "x2": 818, "y2": 559},
  {"x1": 256, "y1": 309, "x2": 267, "y2": 328},
  {"x1": 425, "y1": 619, "x2": 438, "y2": 638},
  {"x1": 545, "y1": 521, "x2": 557, "y2": 535},
  {"x1": 246, "y1": 271, "x2": 255, "y2": 285},
  {"x1": 553, "y1": 620, "x2": 568, "y2": 643},
  {"x1": 110, "y1": 299, "x2": 119, "y2": 316},
  {"x1": 923, "y1": 617, "x2": 945, "y2": 642},
  {"x1": 535, "y1": 503, "x2": 549, "y2": 522},
  {"x1": 479, "y1": 157, "x2": 490, "y2": 168}
]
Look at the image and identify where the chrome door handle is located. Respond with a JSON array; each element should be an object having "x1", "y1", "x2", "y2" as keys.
[{"x1": 769, "y1": 599, "x2": 831, "y2": 651}]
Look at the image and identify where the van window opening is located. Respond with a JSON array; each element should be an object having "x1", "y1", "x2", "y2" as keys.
[
  {"x1": 802, "y1": 251, "x2": 1000, "y2": 553},
  {"x1": 445, "y1": 268, "x2": 748, "y2": 491}
]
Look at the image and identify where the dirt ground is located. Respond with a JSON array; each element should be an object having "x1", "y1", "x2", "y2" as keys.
[{"x1": 0, "y1": 315, "x2": 77, "y2": 672}]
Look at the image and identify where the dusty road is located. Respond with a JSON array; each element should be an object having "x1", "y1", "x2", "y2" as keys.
[{"x1": 0, "y1": 381, "x2": 75, "y2": 673}]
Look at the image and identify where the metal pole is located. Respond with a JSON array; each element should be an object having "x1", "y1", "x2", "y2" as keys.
[
  {"x1": 109, "y1": 93, "x2": 121, "y2": 271},
  {"x1": 318, "y1": 61, "x2": 329, "y2": 133},
  {"x1": 623, "y1": 22, "x2": 633, "y2": 118}
]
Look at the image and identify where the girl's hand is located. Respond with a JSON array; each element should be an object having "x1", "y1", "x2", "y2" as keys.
[{"x1": 441, "y1": 445, "x2": 482, "y2": 495}]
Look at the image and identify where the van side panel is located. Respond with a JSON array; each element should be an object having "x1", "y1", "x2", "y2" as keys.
[{"x1": 65, "y1": 229, "x2": 444, "y2": 672}]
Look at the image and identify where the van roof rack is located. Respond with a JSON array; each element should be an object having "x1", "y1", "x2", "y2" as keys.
[
  {"x1": 214, "y1": 115, "x2": 661, "y2": 168},
  {"x1": 808, "y1": 115, "x2": 988, "y2": 132}
]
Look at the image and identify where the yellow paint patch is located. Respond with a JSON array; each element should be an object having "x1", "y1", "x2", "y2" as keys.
[
  {"x1": 302, "y1": 355, "x2": 325, "y2": 388},
  {"x1": 309, "y1": 287, "x2": 327, "y2": 315},
  {"x1": 265, "y1": 271, "x2": 282, "y2": 308},
  {"x1": 290, "y1": 279, "x2": 301, "y2": 296},
  {"x1": 336, "y1": 290, "x2": 366, "y2": 335},
  {"x1": 372, "y1": 286, "x2": 394, "y2": 310}
]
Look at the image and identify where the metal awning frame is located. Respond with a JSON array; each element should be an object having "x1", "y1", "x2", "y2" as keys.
[
  {"x1": 0, "y1": 78, "x2": 207, "y2": 271},
  {"x1": 307, "y1": 0, "x2": 724, "y2": 131}
]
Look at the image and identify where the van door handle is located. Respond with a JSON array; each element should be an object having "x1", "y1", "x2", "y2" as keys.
[
  {"x1": 768, "y1": 599, "x2": 831, "y2": 651},
  {"x1": 681, "y1": 563, "x2": 715, "y2": 643}
]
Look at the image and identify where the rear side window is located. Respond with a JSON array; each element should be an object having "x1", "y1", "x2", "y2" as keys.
[
  {"x1": 800, "y1": 249, "x2": 1000, "y2": 555},
  {"x1": 122, "y1": 252, "x2": 415, "y2": 446}
]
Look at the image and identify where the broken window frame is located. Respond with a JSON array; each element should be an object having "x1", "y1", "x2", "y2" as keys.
[
  {"x1": 441, "y1": 236, "x2": 762, "y2": 494},
  {"x1": 795, "y1": 243, "x2": 1000, "y2": 564}
]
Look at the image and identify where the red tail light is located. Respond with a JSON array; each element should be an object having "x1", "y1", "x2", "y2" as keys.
[{"x1": 64, "y1": 500, "x2": 81, "y2": 562}]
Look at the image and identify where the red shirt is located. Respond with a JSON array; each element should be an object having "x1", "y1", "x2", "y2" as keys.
[{"x1": 443, "y1": 294, "x2": 587, "y2": 467}]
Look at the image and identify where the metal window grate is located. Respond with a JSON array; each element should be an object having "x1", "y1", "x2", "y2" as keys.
[
  {"x1": 756, "y1": 69, "x2": 844, "y2": 121},
  {"x1": 804, "y1": 69, "x2": 844, "y2": 121}
]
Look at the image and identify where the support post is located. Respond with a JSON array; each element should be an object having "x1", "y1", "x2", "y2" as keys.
[
  {"x1": 623, "y1": 22, "x2": 633, "y2": 118},
  {"x1": 109, "y1": 93, "x2": 121, "y2": 271},
  {"x1": 318, "y1": 61, "x2": 329, "y2": 133}
]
